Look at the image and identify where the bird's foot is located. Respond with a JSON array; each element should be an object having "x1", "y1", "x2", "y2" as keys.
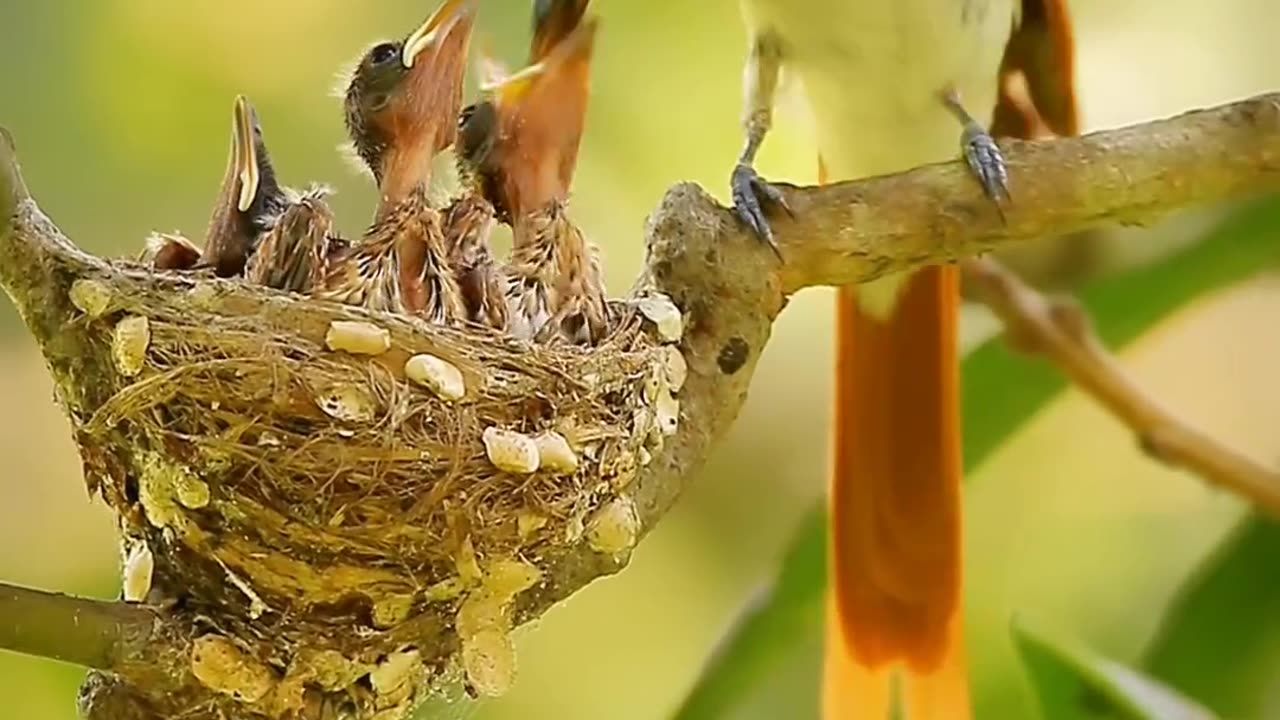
[
  {"x1": 943, "y1": 86, "x2": 1010, "y2": 217},
  {"x1": 730, "y1": 162, "x2": 791, "y2": 260},
  {"x1": 961, "y1": 123, "x2": 1010, "y2": 214}
]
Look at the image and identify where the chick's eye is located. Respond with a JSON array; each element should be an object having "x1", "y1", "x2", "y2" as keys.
[
  {"x1": 458, "y1": 104, "x2": 476, "y2": 130},
  {"x1": 370, "y1": 43, "x2": 399, "y2": 66}
]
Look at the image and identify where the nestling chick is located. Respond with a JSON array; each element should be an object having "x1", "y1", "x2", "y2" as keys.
[
  {"x1": 442, "y1": 99, "x2": 507, "y2": 330},
  {"x1": 441, "y1": 190, "x2": 507, "y2": 328},
  {"x1": 243, "y1": 186, "x2": 338, "y2": 294},
  {"x1": 457, "y1": 0, "x2": 607, "y2": 345},
  {"x1": 145, "y1": 95, "x2": 289, "y2": 275},
  {"x1": 320, "y1": 0, "x2": 475, "y2": 322}
]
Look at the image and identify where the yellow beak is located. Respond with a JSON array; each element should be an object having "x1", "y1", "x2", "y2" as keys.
[
  {"x1": 231, "y1": 95, "x2": 259, "y2": 213},
  {"x1": 402, "y1": 0, "x2": 479, "y2": 69},
  {"x1": 482, "y1": 61, "x2": 544, "y2": 104}
]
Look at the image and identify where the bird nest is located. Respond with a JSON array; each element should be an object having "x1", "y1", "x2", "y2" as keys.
[{"x1": 66, "y1": 270, "x2": 686, "y2": 709}]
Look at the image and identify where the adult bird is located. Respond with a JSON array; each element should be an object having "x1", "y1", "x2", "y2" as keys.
[
  {"x1": 728, "y1": 1, "x2": 1078, "y2": 717},
  {"x1": 455, "y1": 0, "x2": 606, "y2": 344},
  {"x1": 146, "y1": 95, "x2": 290, "y2": 276},
  {"x1": 321, "y1": 0, "x2": 476, "y2": 322}
]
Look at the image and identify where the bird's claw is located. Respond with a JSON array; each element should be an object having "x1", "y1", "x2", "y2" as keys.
[
  {"x1": 961, "y1": 125, "x2": 1010, "y2": 217},
  {"x1": 731, "y1": 162, "x2": 790, "y2": 260}
]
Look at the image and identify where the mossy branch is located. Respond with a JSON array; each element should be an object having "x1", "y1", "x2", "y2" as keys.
[{"x1": 1, "y1": 91, "x2": 1278, "y2": 719}]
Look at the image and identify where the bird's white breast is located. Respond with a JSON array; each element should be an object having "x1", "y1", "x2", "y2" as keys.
[
  {"x1": 741, "y1": 0, "x2": 1016, "y2": 182},
  {"x1": 740, "y1": 0, "x2": 1016, "y2": 316}
]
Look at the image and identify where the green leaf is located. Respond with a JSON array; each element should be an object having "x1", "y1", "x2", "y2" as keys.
[
  {"x1": 672, "y1": 195, "x2": 1280, "y2": 720},
  {"x1": 1013, "y1": 619, "x2": 1217, "y2": 720},
  {"x1": 670, "y1": 516, "x2": 825, "y2": 720},
  {"x1": 1141, "y1": 514, "x2": 1280, "y2": 719}
]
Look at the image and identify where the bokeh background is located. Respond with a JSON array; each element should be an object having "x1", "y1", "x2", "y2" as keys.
[{"x1": 2, "y1": 1, "x2": 1279, "y2": 718}]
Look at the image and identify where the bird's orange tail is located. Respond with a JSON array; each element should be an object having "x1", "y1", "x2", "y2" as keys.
[
  {"x1": 819, "y1": 2, "x2": 1079, "y2": 714},
  {"x1": 821, "y1": 167, "x2": 967, "y2": 720}
]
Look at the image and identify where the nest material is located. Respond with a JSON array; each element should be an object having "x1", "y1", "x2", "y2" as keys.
[{"x1": 68, "y1": 272, "x2": 686, "y2": 717}]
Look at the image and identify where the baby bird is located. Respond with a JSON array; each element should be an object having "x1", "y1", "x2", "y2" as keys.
[
  {"x1": 320, "y1": 0, "x2": 476, "y2": 323},
  {"x1": 243, "y1": 187, "x2": 336, "y2": 294},
  {"x1": 442, "y1": 98, "x2": 507, "y2": 330},
  {"x1": 456, "y1": 0, "x2": 607, "y2": 344},
  {"x1": 146, "y1": 95, "x2": 289, "y2": 275}
]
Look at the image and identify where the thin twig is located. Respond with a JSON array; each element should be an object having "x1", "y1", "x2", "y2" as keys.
[{"x1": 963, "y1": 256, "x2": 1280, "y2": 518}]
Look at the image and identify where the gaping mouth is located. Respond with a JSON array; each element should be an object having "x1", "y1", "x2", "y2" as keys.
[
  {"x1": 481, "y1": 12, "x2": 598, "y2": 107},
  {"x1": 402, "y1": 0, "x2": 479, "y2": 69}
]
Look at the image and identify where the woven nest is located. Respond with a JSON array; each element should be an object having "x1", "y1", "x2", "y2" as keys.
[{"x1": 67, "y1": 272, "x2": 686, "y2": 710}]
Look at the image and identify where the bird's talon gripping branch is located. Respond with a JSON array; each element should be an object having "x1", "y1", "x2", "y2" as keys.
[
  {"x1": 730, "y1": 162, "x2": 787, "y2": 259},
  {"x1": 731, "y1": 31, "x2": 788, "y2": 262},
  {"x1": 944, "y1": 85, "x2": 1011, "y2": 214},
  {"x1": 942, "y1": 84, "x2": 1008, "y2": 215},
  {"x1": 962, "y1": 124, "x2": 1011, "y2": 209}
]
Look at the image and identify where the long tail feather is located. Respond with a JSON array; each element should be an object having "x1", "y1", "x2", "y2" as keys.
[
  {"x1": 900, "y1": 609, "x2": 970, "y2": 719},
  {"x1": 822, "y1": 3, "x2": 1080, "y2": 716},
  {"x1": 823, "y1": 593, "x2": 895, "y2": 719},
  {"x1": 823, "y1": 161, "x2": 967, "y2": 719}
]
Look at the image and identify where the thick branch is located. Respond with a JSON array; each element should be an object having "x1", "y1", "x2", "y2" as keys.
[
  {"x1": 0, "y1": 582, "x2": 159, "y2": 671},
  {"x1": 767, "y1": 92, "x2": 1280, "y2": 293},
  {"x1": 963, "y1": 257, "x2": 1280, "y2": 517}
]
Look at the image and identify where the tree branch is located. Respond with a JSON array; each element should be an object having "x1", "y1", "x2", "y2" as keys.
[
  {"x1": 1, "y1": 90, "x2": 1278, "y2": 718},
  {"x1": 0, "y1": 584, "x2": 194, "y2": 720},
  {"x1": 0, "y1": 583, "x2": 159, "y2": 671},
  {"x1": 963, "y1": 257, "x2": 1280, "y2": 517},
  {"x1": 769, "y1": 92, "x2": 1280, "y2": 293},
  {"x1": 0, "y1": 127, "x2": 28, "y2": 233}
]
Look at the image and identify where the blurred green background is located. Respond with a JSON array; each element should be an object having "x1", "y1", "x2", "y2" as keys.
[{"x1": 2, "y1": 1, "x2": 1279, "y2": 718}]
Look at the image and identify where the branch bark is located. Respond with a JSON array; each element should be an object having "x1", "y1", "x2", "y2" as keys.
[
  {"x1": 1, "y1": 91, "x2": 1278, "y2": 719},
  {"x1": 0, "y1": 583, "x2": 195, "y2": 720},
  {"x1": 770, "y1": 92, "x2": 1280, "y2": 292},
  {"x1": 0, "y1": 583, "x2": 158, "y2": 671}
]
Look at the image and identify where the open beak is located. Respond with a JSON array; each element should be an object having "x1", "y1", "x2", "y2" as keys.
[
  {"x1": 402, "y1": 0, "x2": 479, "y2": 69},
  {"x1": 530, "y1": 0, "x2": 590, "y2": 63},
  {"x1": 482, "y1": 60, "x2": 543, "y2": 105},
  {"x1": 483, "y1": 14, "x2": 597, "y2": 106},
  {"x1": 231, "y1": 95, "x2": 259, "y2": 213}
]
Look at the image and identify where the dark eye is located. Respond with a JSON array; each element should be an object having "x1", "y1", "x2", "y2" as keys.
[
  {"x1": 458, "y1": 104, "x2": 476, "y2": 130},
  {"x1": 370, "y1": 43, "x2": 398, "y2": 66}
]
